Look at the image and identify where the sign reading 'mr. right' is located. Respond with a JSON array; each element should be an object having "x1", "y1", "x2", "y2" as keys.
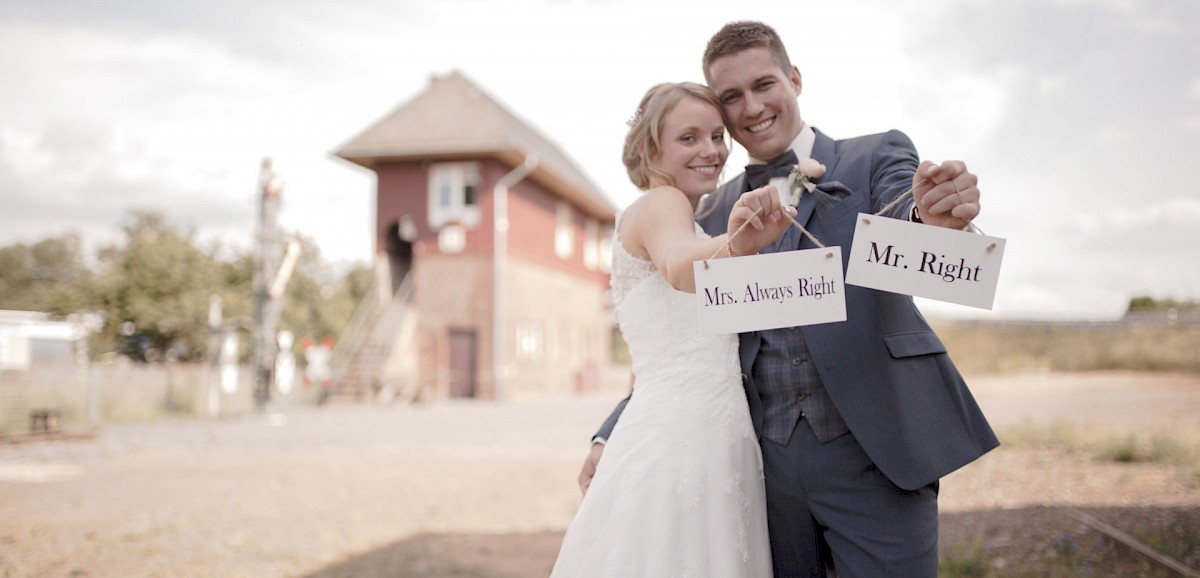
[{"x1": 845, "y1": 214, "x2": 1006, "y2": 310}]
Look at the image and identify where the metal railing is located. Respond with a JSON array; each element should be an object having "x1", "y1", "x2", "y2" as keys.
[{"x1": 329, "y1": 274, "x2": 415, "y2": 401}]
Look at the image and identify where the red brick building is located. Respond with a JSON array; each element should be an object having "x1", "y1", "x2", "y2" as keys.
[{"x1": 333, "y1": 71, "x2": 617, "y2": 401}]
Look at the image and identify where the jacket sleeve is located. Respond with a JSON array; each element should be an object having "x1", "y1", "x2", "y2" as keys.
[
  {"x1": 594, "y1": 395, "x2": 630, "y2": 441},
  {"x1": 871, "y1": 129, "x2": 919, "y2": 220}
]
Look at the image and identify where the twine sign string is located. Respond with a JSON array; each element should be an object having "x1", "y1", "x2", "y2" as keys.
[
  {"x1": 874, "y1": 185, "x2": 914, "y2": 218},
  {"x1": 705, "y1": 180, "x2": 994, "y2": 270},
  {"x1": 703, "y1": 207, "x2": 830, "y2": 270},
  {"x1": 863, "y1": 185, "x2": 995, "y2": 252}
]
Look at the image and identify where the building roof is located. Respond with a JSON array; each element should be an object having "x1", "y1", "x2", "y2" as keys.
[{"x1": 334, "y1": 70, "x2": 617, "y2": 219}]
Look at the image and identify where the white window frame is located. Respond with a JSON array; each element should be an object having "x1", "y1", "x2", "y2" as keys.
[{"x1": 428, "y1": 162, "x2": 481, "y2": 230}]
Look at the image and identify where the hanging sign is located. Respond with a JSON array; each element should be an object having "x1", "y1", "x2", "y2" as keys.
[
  {"x1": 693, "y1": 247, "x2": 847, "y2": 335},
  {"x1": 845, "y1": 214, "x2": 1005, "y2": 309}
]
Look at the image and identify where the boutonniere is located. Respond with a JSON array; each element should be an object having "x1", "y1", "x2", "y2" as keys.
[{"x1": 788, "y1": 158, "x2": 827, "y2": 202}]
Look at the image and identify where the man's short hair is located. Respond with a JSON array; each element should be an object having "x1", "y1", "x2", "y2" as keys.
[{"x1": 702, "y1": 21, "x2": 793, "y2": 84}]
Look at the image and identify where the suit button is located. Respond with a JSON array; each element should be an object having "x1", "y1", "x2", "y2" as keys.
[
  {"x1": 797, "y1": 393, "x2": 807, "y2": 400},
  {"x1": 791, "y1": 357, "x2": 802, "y2": 365}
]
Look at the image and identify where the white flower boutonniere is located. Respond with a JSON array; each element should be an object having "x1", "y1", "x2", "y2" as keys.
[{"x1": 788, "y1": 158, "x2": 827, "y2": 204}]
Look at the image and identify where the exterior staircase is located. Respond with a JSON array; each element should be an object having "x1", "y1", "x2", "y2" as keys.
[{"x1": 328, "y1": 275, "x2": 414, "y2": 403}]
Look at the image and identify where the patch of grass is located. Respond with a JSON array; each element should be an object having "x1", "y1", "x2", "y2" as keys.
[
  {"x1": 936, "y1": 532, "x2": 1152, "y2": 578},
  {"x1": 933, "y1": 321, "x2": 1200, "y2": 375},
  {"x1": 997, "y1": 420, "x2": 1083, "y2": 451},
  {"x1": 1102, "y1": 434, "x2": 1148, "y2": 463},
  {"x1": 939, "y1": 542, "x2": 991, "y2": 578},
  {"x1": 1098, "y1": 434, "x2": 1193, "y2": 466},
  {"x1": 997, "y1": 422, "x2": 1198, "y2": 475},
  {"x1": 1139, "y1": 525, "x2": 1200, "y2": 572},
  {"x1": 1150, "y1": 435, "x2": 1195, "y2": 467}
]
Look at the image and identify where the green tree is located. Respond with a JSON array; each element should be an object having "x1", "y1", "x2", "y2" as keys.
[
  {"x1": 92, "y1": 211, "x2": 227, "y2": 361},
  {"x1": 1127, "y1": 295, "x2": 1199, "y2": 313},
  {"x1": 0, "y1": 234, "x2": 93, "y2": 315},
  {"x1": 0, "y1": 210, "x2": 372, "y2": 365}
]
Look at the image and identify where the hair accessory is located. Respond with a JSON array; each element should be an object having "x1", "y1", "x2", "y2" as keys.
[{"x1": 626, "y1": 107, "x2": 644, "y2": 128}]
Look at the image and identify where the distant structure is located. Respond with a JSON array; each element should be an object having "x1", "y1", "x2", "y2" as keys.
[
  {"x1": 333, "y1": 70, "x2": 617, "y2": 401},
  {"x1": 0, "y1": 310, "x2": 95, "y2": 371}
]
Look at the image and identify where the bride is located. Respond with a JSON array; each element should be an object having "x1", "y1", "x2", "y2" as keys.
[{"x1": 549, "y1": 82, "x2": 795, "y2": 577}]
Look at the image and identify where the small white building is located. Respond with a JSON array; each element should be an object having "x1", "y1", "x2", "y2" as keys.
[{"x1": 0, "y1": 310, "x2": 97, "y2": 371}]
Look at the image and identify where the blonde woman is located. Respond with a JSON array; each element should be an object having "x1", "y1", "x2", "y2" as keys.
[{"x1": 550, "y1": 82, "x2": 793, "y2": 577}]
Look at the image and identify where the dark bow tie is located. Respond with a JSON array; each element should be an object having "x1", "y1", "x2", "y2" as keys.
[{"x1": 745, "y1": 149, "x2": 799, "y2": 190}]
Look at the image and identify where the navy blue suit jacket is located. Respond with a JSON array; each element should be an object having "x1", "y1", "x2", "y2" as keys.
[{"x1": 600, "y1": 127, "x2": 998, "y2": 491}]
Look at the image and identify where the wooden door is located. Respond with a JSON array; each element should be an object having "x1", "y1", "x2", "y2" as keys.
[{"x1": 447, "y1": 329, "x2": 477, "y2": 398}]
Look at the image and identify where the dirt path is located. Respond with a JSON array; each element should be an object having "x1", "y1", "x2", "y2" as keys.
[{"x1": 1, "y1": 371, "x2": 1197, "y2": 577}]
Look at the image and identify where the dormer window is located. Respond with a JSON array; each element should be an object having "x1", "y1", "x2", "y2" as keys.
[{"x1": 428, "y1": 162, "x2": 481, "y2": 229}]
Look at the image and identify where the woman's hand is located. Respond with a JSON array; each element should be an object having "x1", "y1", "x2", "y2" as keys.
[{"x1": 726, "y1": 186, "x2": 797, "y2": 257}]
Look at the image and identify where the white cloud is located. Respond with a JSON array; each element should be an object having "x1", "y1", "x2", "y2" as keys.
[
  {"x1": 1070, "y1": 197, "x2": 1200, "y2": 242},
  {"x1": 0, "y1": 0, "x2": 1196, "y2": 318}
]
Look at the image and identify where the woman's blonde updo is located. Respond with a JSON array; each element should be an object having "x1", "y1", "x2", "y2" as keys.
[{"x1": 622, "y1": 82, "x2": 722, "y2": 191}]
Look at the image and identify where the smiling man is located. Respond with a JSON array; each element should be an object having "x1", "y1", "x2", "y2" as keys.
[{"x1": 583, "y1": 20, "x2": 999, "y2": 578}]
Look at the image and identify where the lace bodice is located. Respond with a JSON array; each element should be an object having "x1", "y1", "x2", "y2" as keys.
[{"x1": 609, "y1": 222, "x2": 740, "y2": 387}]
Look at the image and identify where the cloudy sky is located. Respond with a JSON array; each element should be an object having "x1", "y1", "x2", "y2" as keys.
[{"x1": 1, "y1": 0, "x2": 1196, "y2": 320}]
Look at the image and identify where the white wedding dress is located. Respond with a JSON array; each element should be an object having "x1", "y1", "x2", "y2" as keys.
[{"x1": 550, "y1": 224, "x2": 773, "y2": 578}]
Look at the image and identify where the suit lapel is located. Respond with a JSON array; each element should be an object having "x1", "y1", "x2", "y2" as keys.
[
  {"x1": 791, "y1": 128, "x2": 840, "y2": 249},
  {"x1": 811, "y1": 127, "x2": 839, "y2": 175}
]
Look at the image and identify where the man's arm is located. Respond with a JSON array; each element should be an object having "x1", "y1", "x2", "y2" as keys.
[
  {"x1": 578, "y1": 395, "x2": 628, "y2": 495},
  {"x1": 868, "y1": 129, "x2": 921, "y2": 221},
  {"x1": 866, "y1": 130, "x2": 981, "y2": 229},
  {"x1": 595, "y1": 395, "x2": 629, "y2": 442}
]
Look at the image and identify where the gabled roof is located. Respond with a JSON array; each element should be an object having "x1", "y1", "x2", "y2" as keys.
[{"x1": 334, "y1": 70, "x2": 616, "y2": 219}]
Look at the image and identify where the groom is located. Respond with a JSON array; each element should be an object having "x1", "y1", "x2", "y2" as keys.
[{"x1": 582, "y1": 21, "x2": 998, "y2": 577}]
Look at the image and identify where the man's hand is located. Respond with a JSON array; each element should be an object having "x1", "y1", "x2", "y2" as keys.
[
  {"x1": 911, "y1": 160, "x2": 980, "y2": 230},
  {"x1": 578, "y1": 441, "x2": 605, "y2": 496}
]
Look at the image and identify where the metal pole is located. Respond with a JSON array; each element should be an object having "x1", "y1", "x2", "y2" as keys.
[
  {"x1": 252, "y1": 158, "x2": 284, "y2": 409},
  {"x1": 492, "y1": 155, "x2": 538, "y2": 401}
]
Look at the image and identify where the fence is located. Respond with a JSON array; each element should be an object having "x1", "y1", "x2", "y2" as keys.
[{"x1": 0, "y1": 362, "x2": 322, "y2": 437}]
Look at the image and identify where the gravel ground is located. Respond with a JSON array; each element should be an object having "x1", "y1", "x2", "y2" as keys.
[{"x1": 1, "y1": 371, "x2": 1198, "y2": 577}]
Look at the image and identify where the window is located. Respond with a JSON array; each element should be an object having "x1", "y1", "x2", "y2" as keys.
[
  {"x1": 583, "y1": 218, "x2": 599, "y2": 270},
  {"x1": 555, "y1": 201, "x2": 574, "y2": 259},
  {"x1": 598, "y1": 223, "x2": 613, "y2": 273},
  {"x1": 428, "y1": 162, "x2": 481, "y2": 230},
  {"x1": 516, "y1": 320, "x2": 544, "y2": 361}
]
